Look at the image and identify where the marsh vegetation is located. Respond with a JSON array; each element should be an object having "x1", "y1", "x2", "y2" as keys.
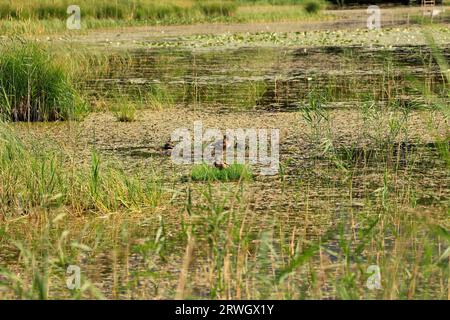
[
  {"x1": 0, "y1": 0, "x2": 331, "y2": 36},
  {"x1": 0, "y1": 2, "x2": 449, "y2": 300}
]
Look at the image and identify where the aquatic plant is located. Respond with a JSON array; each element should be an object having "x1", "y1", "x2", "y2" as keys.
[
  {"x1": 113, "y1": 101, "x2": 137, "y2": 122},
  {"x1": 303, "y1": 0, "x2": 323, "y2": 14},
  {"x1": 0, "y1": 42, "x2": 82, "y2": 121},
  {"x1": 194, "y1": 1, "x2": 238, "y2": 17},
  {"x1": 191, "y1": 163, "x2": 253, "y2": 182},
  {"x1": 0, "y1": 125, "x2": 162, "y2": 216}
]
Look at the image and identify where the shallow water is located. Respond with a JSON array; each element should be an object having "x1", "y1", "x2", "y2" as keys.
[
  {"x1": 1, "y1": 40, "x2": 449, "y2": 299},
  {"x1": 83, "y1": 45, "x2": 449, "y2": 111}
]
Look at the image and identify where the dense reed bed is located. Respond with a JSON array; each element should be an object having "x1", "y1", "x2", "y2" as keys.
[{"x1": 0, "y1": 0, "x2": 328, "y2": 35}]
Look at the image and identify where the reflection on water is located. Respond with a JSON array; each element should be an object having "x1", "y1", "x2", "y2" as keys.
[{"x1": 83, "y1": 45, "x2": 449, "y2": 111}]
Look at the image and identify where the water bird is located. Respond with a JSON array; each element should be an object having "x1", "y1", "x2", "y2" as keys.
[
  {"x1": 163, "y1": 141, "x2": 174, "y2": 150},
  {"x1": 213, "y1": 161, "x2": 229, "y2": 170},
  {"x1": 162, "y1": 141, "x2": 175, "y2": 156}
]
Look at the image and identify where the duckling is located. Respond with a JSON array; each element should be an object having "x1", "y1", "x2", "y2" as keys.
[
  {"x1": 163, "y1": 141, "x2": 174, "y2": 150},
  {"x1": 213, "y1": 161, "x2": 229, "y2": 170},
  {"x1": 162, "y1": 141, "x2": 174, "y2": 156}
]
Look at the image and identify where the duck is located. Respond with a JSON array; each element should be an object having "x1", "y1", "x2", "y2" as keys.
[
  {"x1": 213, "y1": 161, "x2": 229, "y2": 170},
  {"x1": 162, "y1": 141, "x2": 174, "y2": 156},
  {"x1": 163, "y1": 141, "x2": 174, "y2": 150}
]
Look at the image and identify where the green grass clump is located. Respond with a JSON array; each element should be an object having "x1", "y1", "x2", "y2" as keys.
[
  {"x1": 0, "y1": 42, "x2": 81, "y2": 121},
  {"x1": 191, "y1": 163, "x2": 253, "y2": 182},
  {"x1": 303, "y1": 0, "x2": 323, "y2": 14},
  {"x1": 145, "y1": 84, "x2": 174, "y2": 110},
  {"x1": 194, "y1": 1, "x2": 238, "y2": 17},
  {"x1": 113, "y1": 101, "x2": 137, "y2": 122}
]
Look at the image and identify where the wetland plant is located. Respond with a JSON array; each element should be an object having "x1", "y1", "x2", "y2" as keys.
[
  {"x1": 194, "y1": 1, "x2": 238, "y2": 17},
  {"x1": 0, "y1": 126, "x2": 162, "y2": 216},
  {"x1": 300, "y1": 91, "x2": 331, "y2": 148},
  {"x1": 0, "y1": 42, "x2": 81, "y2": 122},
  {"x1": 0, "y1": 216, "x2": 106, "y2": 299},
  {"x1": 0, "y1": 0, "x2": 239, "y2": 23},
  {"x1": 113, "y1": 101, "x2": 137, "y2": 122},
  {"x1": 146, "y1": 84, "x2": 174, "y2": 110},
  {"x1": 303, "y1": 0, "x2": 324, "y2": 14},
  {"x1": 191, "y1": 163, "x2": 253, "y2": 182}
]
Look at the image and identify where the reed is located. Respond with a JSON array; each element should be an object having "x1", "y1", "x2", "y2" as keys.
[{"x1": 0, "y1": 42, "x2": 82, "y2": 121}]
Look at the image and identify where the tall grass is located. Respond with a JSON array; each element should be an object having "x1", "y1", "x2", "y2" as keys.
[
  {"x1": 0, "y1": 125, "x2": 162, "y2": 216},
  {"x1": 146, "y1": 84, "x2": 175, "y2": 110},
  {"x1": 0, "y1": 42, "x2": 82, "y2": 121},
  {"x1": 155, "y1": 177, "x2": 448, "y2": 299},
  {"x1": 0, "y1": 0, "x2": 237, "y2": 21},
  {"x1": 112, "y1": 101, "x2": 137, "y2": 122},
  {"x1": 194, "y1": 1, "x2": 238, "y2": 17},
  {"x1": 0, "y1": 212, "x2": 107, "y2": 299},
  {"x1": 0, "y1": 1, "x2": 333, "y2": 36},
  {"x1": 303, "y1": 0, "x2": 323, "y2": 14},
  {"x1": 0, "y1": 0, "x2": 331, "y2": 36}
]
